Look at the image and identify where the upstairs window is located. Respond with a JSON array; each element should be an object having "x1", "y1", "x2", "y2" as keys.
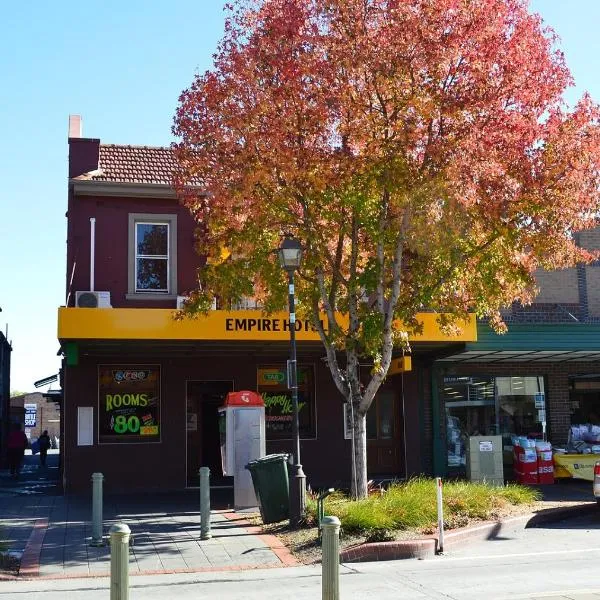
[
  {"x1": 136, "y1": 222, "x2": 169, "y2": 292},
  {"x1": 128, "y1": 214, "x2": 177, "y2": 298}
]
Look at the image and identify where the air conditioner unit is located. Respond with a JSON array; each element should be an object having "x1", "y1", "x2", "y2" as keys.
[
  {"x1": 75, "y1": 291, "x2": 112, "y2": 308},
  {"x1": 231, "y1": 296, "x2": 260, "y2": 310}
]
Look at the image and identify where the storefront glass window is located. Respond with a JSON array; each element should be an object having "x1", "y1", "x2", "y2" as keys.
[
  {"x1": 98, "y1": 365, "x2": 161, "y2": 444},
  {"x1": 569, "y1": 376, "x2": 600, "y2": 425},
  {"x1": 444, "y1": 375, "x2": 545, "y2": 468},
  {"x1": 257, "y1": 365, "x2": 316, "y2": 440},
  {"x1": 366, "y1": 391, "x2": 395, "y2": 440},
  {"x1": 496, "y1": 376, "x2": 545, "y2": 439}
]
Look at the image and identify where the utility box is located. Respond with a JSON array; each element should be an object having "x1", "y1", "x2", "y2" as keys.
[
  {"x1": 466, "y1": 435, "x2": 504, "y2": 485},
  {"x1": 219, "y1": 390, "x2": 266, "y2": 510}
]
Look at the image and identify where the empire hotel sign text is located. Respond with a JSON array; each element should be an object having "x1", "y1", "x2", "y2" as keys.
[{"x1": 225, "y1": 316, "x2": 319, "y2": 333}]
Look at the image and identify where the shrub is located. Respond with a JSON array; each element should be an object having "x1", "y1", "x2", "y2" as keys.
[{"x1": 307, "y1": 478, "x2": 538, "y2": 536}]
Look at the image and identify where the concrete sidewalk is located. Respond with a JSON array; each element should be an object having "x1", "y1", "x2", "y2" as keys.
[
  {"x1": 0, "y1": 453, "x2": 296, "y2": 580},
  {"x1": 1, "y1": 451, "x2": 595, "y2": 580}
]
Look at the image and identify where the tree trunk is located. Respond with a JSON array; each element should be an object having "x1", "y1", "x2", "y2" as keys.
[{"x1": 351, "y1": 405, "x2": 368, "y2": 499}]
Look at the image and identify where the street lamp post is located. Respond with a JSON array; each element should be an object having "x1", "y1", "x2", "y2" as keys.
[{"x1": 278, "y1": 235, "x2": 306, "y2": 526}]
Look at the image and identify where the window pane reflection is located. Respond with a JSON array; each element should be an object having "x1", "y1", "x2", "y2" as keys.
[
  {"x1": 137, "y1": 224, "x2": 168, "y2": 256},
  {"x1": 379, "y1": 391, "x2": 394, "y2": 439},
  {"x1": 367, "y1": 391, "x2": 394, "y2": 440},
  {"x1": 136, "y1": 258, "x2": 168, "y2": 291},
  {"x1": 444, "y1": 375, "x2": 545, "y2": 469}
]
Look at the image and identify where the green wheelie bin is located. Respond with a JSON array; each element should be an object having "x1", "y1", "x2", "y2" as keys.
[{"x1": 246, "y1": 453, "x2": 290, "y2": 524}]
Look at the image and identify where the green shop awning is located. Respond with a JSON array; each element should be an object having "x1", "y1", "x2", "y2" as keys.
[{"x1": 436, "y1": 323, "x2": 600, "y2": 364}]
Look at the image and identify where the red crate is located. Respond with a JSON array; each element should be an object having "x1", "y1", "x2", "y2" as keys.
[
  {"x1": 513, "y1": 446, "x2": 539, "y2": 485},
  {"x1": 537, "y1": 450, "x2": 554, "y2": 484}
]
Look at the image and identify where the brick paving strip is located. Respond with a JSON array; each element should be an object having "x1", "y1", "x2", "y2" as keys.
[
  {"x1": 14, "y1": 518, "x2": 48, "y2": 578},
  {"x1": 221, "y1": 511, "x2": 299, "y2": 567}
]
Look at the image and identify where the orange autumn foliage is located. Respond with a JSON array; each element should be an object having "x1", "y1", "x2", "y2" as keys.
[{"x1": 173, "y1": 0, "x2": 600, "y2": 497}]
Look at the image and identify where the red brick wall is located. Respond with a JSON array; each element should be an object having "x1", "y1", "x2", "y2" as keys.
[{"x1": 10, "y1": 392, "x2": 61, "y2": 441}]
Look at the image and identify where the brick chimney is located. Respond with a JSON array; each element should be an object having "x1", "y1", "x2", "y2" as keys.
[
  {"x1": 68, "y1": 114, "x2": 100, "y2": 179},
  {"x1": 68, "y1": 115, "x2": 82, "y2": 138}
]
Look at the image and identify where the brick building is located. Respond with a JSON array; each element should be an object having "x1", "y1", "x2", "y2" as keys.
[
  {"x1": 57, "y1": 117, "x2": 475, "y2": 493},
  {"x1": 434, "y1": 238, "x2": 600, "y2": 476},
  {"x1": 10, "y1": 392, "x2": 61, "y2": 443},
  {"x1": 57, "y1": 115, "x2": 600, "y2": 492},
  {"x1": 0, "y1": 331, "x2": 12, "y2": 467}
]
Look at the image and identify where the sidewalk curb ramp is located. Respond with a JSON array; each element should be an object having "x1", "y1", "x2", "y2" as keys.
[{"x1": 339, "y1": 502, "x2": 598, "y2": 563}]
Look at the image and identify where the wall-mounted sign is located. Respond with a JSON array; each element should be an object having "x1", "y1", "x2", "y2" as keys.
[
  {"x1": 257, "y1": 365, "x2": 315, "y2": 440},
  {"x1": 479, "y1": 440, "x2": 493, "y2": 452},
  {"x1": 98, "y1": 365, "x2": 160, "y2": 443},
  {"x1": 187, "y1": 413, "x2": 198, "y2": 431},
  {"x1": 443, "y1": 376, "x2": 473, "y2": 384},
  {"x1": 388, "y1": 356, "x2": 412, "y2": 376},
  {"x1": 257, "y1": 368, "x2": 286, "y2": 387},
  {"x1": 534, "y1": 393, "x2": 545, "y2": 409},
  {"x1": 60, "y1": 308, "x2": 478, "y2": 343},
  {"x1": 24, "y1": 403, "x2": 37, "y2": 428},
  {"x1": 343, "y1": 403, "x2": 354, "y2": 440}
]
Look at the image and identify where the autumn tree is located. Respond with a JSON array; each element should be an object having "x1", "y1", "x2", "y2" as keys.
[{"x1": 173, "y1": 0, "x2": 600, "y2": 498}]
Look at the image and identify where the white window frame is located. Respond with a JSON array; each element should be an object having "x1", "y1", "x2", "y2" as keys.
[
  {"x1": 127, "y1": 213, "x2": 177, "y2": 299},
  {"x1": 135, "y1": 221, "x2": 170, "y2": 293}
]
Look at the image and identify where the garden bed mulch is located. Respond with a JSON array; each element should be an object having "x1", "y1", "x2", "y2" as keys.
[{"x1": 255, "y1": 499, "x2": 588, "y2": 565}]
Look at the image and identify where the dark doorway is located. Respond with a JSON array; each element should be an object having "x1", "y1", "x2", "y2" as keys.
[
  {"x1": 366, "y1": 387, "x2": 405, "y2": 478},
  {"x1": 186, "y1": 381, "x2": 233, "y2": 487}
]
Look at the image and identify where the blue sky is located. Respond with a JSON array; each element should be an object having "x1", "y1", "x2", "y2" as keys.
[{"x1": 1, "y1": 1, "x2": 599, "y2": 393}]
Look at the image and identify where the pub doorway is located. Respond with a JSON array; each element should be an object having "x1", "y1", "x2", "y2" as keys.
[
  {"x1": 366, "y1": 386, "x2": 406, "y2": 479},
  {"x1": 186, "y1": 380, "x2": 233, "y2": 487}
]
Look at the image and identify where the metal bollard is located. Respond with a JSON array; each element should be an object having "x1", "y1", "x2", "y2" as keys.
[
  {"x1": 90, "y1": 472, "x2": 104, "y2": 546},
  {"x1": 317, "y1": 488, "x2": 335, "y2": 540},
  {"x1": 436, "y1": 477, "x2": 444, "y2": 553},
  {"x1": 109, "y1": 523, "x2": 131, "y2": 600},
  {"x1": 199, "y1": 466, "x2": 211, "y2": 540},
  {"x1": 321, "y1": 516, "x2": 341, "y2": 600}
]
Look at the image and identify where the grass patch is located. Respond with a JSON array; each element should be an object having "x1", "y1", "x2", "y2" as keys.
[{"x1": 306, "y1": 477, "x2": 540, "y2": 535}]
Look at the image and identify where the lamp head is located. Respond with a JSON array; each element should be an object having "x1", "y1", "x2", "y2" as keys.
[{"x1": 278, "y1": 235, "x2": 302, "y2": 272}]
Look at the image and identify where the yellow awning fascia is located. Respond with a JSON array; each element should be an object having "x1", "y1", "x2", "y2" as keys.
[{"x1": 57, "y1": 307, "x2": 476, "y2": 343}]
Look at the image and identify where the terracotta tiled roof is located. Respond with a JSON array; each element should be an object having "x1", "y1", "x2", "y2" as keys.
[{"x1": 93, "y1": 144, "x2": 177, "y2": 185}]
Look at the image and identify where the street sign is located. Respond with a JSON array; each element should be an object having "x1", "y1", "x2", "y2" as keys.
[
  {"x1": 534, "y1": 393, "x2": 545, "y2": 409},
  {"x1": 24, "y1": 403, "x2": 37, "y2": 427}
]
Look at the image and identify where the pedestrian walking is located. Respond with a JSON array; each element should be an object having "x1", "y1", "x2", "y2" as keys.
[
  {"x1": 38, "y1": 430, "x2": 51, "y2": 467},
  {"x1": 7, "y1": 422, "x2": 29, "y2": 478}
]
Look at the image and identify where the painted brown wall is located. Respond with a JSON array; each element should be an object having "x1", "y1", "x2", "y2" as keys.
[
  {"x1": 63, "y1": 352, "x2": 422, "y2": 492},
  {"x1": 66, "y1": 192, "x2": 202, "y2": 308},
  {"x1": 68, "y1": 138, "x2": 100, "y2": 178},
  {"x1": 64, "y1": 359, "x2": 185, "y2": 493},
  {"x1": 401, "y1": 369, "x2": 423, "y2": 477}
]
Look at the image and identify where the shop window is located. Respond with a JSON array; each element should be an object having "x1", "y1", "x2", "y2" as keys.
[
  {"x1": 127, "y1": 213, "x2": 177, "y2": 298},
  {"x1": 98, "y1": 365, "x2": 161, "y2": 444},
  {"x1": 367, "y1": 391, "x2": 395, "y2": 440},
  {"x1": 257, "y1": 365, "x2": 316, "y2": 440},
  {"x1": 497, "y1": 376, "x2": 545, "y2": 439},
  {"x1": 443, "y1": 375, "x2": 545, "y2": 468},
  {"x1": 569, "y1": 376, "x2": 600, "y2": 424}
]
